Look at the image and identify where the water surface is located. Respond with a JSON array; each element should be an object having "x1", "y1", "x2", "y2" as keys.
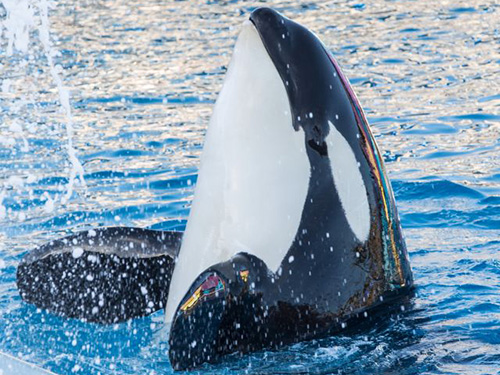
[{"x1": 0, "y1": 0, "x2": 499, "y2": 374}]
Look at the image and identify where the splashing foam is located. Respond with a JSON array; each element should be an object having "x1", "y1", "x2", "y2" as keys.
[{"x1": 0, "y1": 0, "x2": 85, "y2": 210}]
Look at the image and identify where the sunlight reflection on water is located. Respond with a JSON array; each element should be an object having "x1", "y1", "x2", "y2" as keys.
[{"x1": 0, "y1": 0, "x2": 499, "y2": 374}]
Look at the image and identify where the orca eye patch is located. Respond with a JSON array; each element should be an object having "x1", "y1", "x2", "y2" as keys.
[{"x1": 179, "y1": 273, "x2": 226, "y2": 313}]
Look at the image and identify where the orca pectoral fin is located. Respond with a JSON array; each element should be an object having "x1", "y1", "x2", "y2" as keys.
[{"x1": 17, "y1": 227, "x2": 182, "y2": 324}]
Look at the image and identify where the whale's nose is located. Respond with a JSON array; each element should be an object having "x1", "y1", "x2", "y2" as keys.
[
  {"x1": 250, "y1": 7, "x2": 281, "y2": 24},
  {"x1": 249, "y1": 7, "x2": 288, "y2": 36}
]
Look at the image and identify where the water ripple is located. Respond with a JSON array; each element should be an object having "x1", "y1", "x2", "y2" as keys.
[{"x1": 0, "y1": 0, "x2": 499, "y2": 374}]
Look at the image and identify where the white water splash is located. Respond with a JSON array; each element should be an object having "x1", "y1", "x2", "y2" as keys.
[
  {"x1": 0, "y1": 0, "x2": 85, "y2": 210},
  {"x1": 1, "y1": 0, "x2": 34, "y2": 55},
  {"x1": 0, "y1": 191, "x2": 5, "y2": 221},
  {"x1": 35, "y1": 0, "x2": 85, "y2": 203}
]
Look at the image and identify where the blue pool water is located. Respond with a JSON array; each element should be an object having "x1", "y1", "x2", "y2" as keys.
[{"x1": 0, "y1": 1, "x2": 499, "y2": 374}]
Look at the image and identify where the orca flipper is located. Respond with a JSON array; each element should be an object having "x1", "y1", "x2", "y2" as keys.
[{"x1": 17, "y1": 227, "x2": 182, "y2": 324}]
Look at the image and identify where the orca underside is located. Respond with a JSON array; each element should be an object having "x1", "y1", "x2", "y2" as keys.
[{"x1": 17, "y1": 227, "x2": 182, "y2": 323}]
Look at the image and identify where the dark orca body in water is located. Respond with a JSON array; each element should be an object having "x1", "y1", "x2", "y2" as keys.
[
  {"x1": 16, "y1": 7, "x2": 413, "y2": 371},
  {"x1": 18, "y1": 227, "x2": 182, "y2": 323}
]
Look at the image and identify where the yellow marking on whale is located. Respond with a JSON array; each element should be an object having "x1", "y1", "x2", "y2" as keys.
[
  {"x1": 180, "y1": 287, "x2": 202, "y2": 312},
  {"x1": 240, "y1": 270, "x2": 249, "y2": 283}
]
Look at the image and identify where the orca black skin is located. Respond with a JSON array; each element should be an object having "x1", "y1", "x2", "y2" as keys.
[
  {"x1": 17, "y1": 227, "x2": 182, "y2": 323},
  {"x1": 169, "y1": 8, "x2": 413, "y2": 370}
]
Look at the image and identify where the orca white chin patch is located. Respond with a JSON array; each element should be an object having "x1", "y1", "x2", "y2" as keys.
[
  {"x1": 326, "y1": 121, "x2": 370, "y2": 242},
  {"x1": 165, "y1": 21, "x2": 310, "y2": 323}
]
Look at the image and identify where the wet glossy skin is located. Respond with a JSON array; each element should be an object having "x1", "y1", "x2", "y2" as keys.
[
  {"x1": 168, "y1": 7, "x2": 413, "y2": 370},
  {"x1": 17, "y1": 228, "x2": 181, "y2": 323}
]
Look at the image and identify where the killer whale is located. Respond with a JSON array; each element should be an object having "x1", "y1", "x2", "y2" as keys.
[
  {"x1": 167, "y1": 8, "x2": 413, "y2": 369},
  {"x1": 16, "y1": 7, "x2": 413, "y2": 371}
]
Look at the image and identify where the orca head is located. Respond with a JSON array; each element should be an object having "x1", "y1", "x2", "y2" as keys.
[
  {"x1": 250, "y1": 7, "x2": 372, "y2": 244},
  {"x1": 250, "y1": 7, "x2": 345, "y2": 146},
  {"x1": 250, "y1": 8, "x2": 411, "y2": 290}
]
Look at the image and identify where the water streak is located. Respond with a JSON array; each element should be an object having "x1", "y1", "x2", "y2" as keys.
[
  {"x1": 0, "y1": 1, "x2": 499, "y2": 374},
  {"x1": 0, "y1": 0, "x2": 85, "y2": 208}
]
